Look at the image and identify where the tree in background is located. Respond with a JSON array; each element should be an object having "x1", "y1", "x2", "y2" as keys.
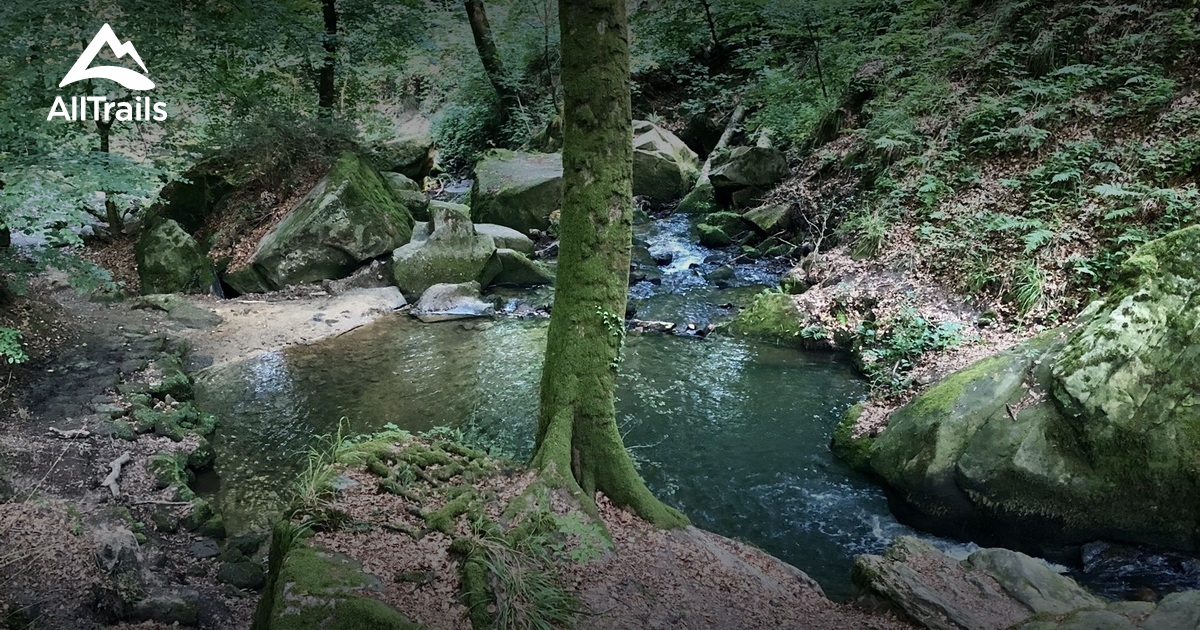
[
  {"x1": 531, "y1": 0, "x2": 687, "y2": 528},
  {"x1": 464, "y1": 0, "x2": 518, "y2": 124}
]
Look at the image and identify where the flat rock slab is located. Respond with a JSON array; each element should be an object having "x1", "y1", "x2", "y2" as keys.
[{"x1": 182, "y1": 287, "x2": 406, "y2": 368}]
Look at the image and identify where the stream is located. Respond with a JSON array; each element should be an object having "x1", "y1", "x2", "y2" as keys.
[{"x1": 194, "y1": 213, "x2": 1200, "y2": 602}]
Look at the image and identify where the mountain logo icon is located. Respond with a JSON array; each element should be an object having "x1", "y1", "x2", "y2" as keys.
[{"x1": 59, "y1": 23, "x2": 155, "y2": 91}]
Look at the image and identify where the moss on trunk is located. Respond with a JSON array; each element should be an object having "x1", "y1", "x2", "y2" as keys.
[{"x1": 530, "y1": 0, "x2": 687, "y2": 529}]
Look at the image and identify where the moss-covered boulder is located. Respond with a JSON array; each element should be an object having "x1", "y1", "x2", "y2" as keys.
[
  {"x1": 225, "y1": 152, "x2": 418, "y2": 294},
  {"x1": 487, "y1": 248, "x2": 554, "y2": 287},
  {"x1": 631, "y1": 119, "x2": 700, "y2": 205},
  {"x1": 723, "y1": 292, "x2": 804, "y2": 342},
  {"x1": 391, "y1": 201, "x2": 497, "y2": 299},
  {"x1": 697, "y1": 224, "x2": 732, "y2": 247},
  {"x1": 258, "y1": 540, "x2": 417, "y2": 630},
  {"x1": 135, "y1": 219, "x2": 217, "y2": 295},
  {"x1": 866, "y1": 226, "x2": 1200, "y2": 552},
  {"x1": 365, "y1": 117, "x2": 436, "y2": 182},
  {"x1": 469, "y1": 150, "x2": 563, "y2": 235},
  {"x1": 708, "y1": 146, "x2": 789, "y2": 209},
  {"x1": 743, "y1": 203, "x2": 792, "y2": 234}
]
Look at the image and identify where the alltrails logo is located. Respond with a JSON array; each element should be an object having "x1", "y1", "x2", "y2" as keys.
[{"x1": 47, "y1": 23, "x2": 167, "y2": 122}]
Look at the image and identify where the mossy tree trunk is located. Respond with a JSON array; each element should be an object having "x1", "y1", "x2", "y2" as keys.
[{"x1": 531, "y1": 0, "x2": 687, "y2": 529}]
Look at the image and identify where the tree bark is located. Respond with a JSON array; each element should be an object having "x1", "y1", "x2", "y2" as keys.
[
  {"x1": 465, "y1": 0, "x2": 518, "y2": 121},
  {"x1": 318, "y1": 0, "x2": 338, "y2": 116},
  {"x1": 531, "y1": 0, "x2": 687, "y2": 528},
  {"x1": 96, "y1": 118, "x2": 123, "y2": 231}
]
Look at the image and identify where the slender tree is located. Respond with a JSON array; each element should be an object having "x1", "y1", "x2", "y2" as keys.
[
  {"x1": 318, "y1": 0, "x2": 339, "y2": 116},
  {"x1": 531, "y1": 0, "x2": 687, "y2": 528},
  {"x1": 464, "y1": 0, "x2": 518, "y2": 121}
]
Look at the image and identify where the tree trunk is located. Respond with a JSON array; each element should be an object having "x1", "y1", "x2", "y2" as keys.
[
  {"x1": 96, "y1": 118, "x2": 123, "y2": 232},
  {"x1": 465, "y1": 0, "x2": 518, "y2": 121},
  {"x1": 531, "y1": 0, "x2": 687, "y2": 529},
  {"x1": 318, "y1": 0, "x2": 338, "y2": 116}
]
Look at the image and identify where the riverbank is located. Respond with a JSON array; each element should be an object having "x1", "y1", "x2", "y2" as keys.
[{"x1": 0, "y1": 275, "x2": 915, "y2": 629}]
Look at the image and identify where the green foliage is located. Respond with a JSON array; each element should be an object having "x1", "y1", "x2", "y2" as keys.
[
  {"x1": 0, "y1": 327, "x2": 26, "y2": 365},
  {"x1": 854, "y1": 306, "x2": 966, "y2": 393}
]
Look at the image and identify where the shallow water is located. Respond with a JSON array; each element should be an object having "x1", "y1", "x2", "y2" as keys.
[{"x1": 197, "y1": 315, "x2": 924, "y2": 600}]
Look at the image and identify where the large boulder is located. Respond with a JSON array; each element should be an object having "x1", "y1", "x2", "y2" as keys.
[
  {"x1": 853, "y1": 537, "x2": 1107, "y2": 630},
  {"x1": 135, "y1": 219, "x2": 217, "y2": 295},
  {"x1": 470, "y1": 150, "x2": 563, "y2": 236},
  {"x1": 631, "y1": 120, "x2": 700, "y2": 204},
  {"x1": 863, "y1": 226, "x2": 1200, "y2": 552},
  {"x1": 391, "y1": 202, "x2": 498, "y2": 299},
  {"x1": 225, "y1": 152, "x2": 418, "y2": 294},
  {"x1": 366, "y1": 116, "x2": 436, "y2": 182},
  {"x1": 709, "y1": 146, "x2": 789, "y2": 208},
  {"x1": 474, "y1": 223, "x2": 535, "y2": 255}
]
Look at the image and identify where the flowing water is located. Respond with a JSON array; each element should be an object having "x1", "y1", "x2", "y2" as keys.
[{"x1": 193, "y1": 213, "x2": 1200, "y2": 602}]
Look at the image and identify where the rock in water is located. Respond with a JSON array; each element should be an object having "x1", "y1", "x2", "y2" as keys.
[
  {"x1": 631, "y1": 119, "x2": 700, "y2": 205},
  {"x1": 853, "y1": 537, "x2": 1107, "y2": 630},
  {"x1": 135, "y1": 219, "x2": 217, "y2": 295},
  {"x1": 470, "y1": 150, "x2": 563, "y2": 235},
  {"x1": 225, "y1": 152, "x2": 419, "y2": 294},
  {"x1": 866, "y1": 226, "x2": 1200, "y2": 552},
  {"x1": 391, "y1": 203, "x2": 497, "y2": 299},
  {"x1": 487, "y1": 248, "x2": 554, "y2": 287},
  {"x1": 411, "y1": 281, "x2": 494, "y2": 322}
]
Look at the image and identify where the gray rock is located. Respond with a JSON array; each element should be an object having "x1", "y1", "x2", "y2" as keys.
[
  {"x1": 135, "y1": 219, "x2": 216, "y2": 296},
  {"x1": 217, "y1": 561, "x2": 265, "y2": 590},
  {"x1": 964, "y1": 548, "x2": 1104, "y2": 615},
  {"x1": 475, "y1": 223, "x2": 535, "y2": 255},
  {"x1": 852, "y1": 537, "x2": 1032, "y2": 630},
  {"x1": 93, "y1": 525, "x2": 143, "y2": 576},
  {"x1": 128, "y1": 587, "x2": 200, "y2": 626},
  {"x1": 366, "y1": 118, "x2": 435, "y2": 181},
  {"x1": 710, "y1": 146, "x2": 790, "y2": 191},
  {"x1": 488, "y1": 248, "x2": 554, "y2": 287},
  {"x1": 412, "y1": 281, "x2": 494, "y2": 322},
  {"x1": 391, "y1": 203, "x2": 498, "y2": 299},
  {"x1": 470, "y1": 150, "x2": 563, "y2": 235},
  {"x1": 706, "y1": 265, "x2": 735, "y2": 283},
  {"x1": 631, "y1": 119, "x2": 700, "y2": 205},
  {"x1": 189, "y1": 539, "x2": 221, "y2": 559},
  {"x1": 1143, "y1": 590, "x2": 1200, "y2": 630},
  {"x1": 226, "y1": 152, "x2": 419, "y2": 293}
]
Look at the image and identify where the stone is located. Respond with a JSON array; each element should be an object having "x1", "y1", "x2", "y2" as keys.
[
  {"x1": 411, "y1": 282, "x2": 494, "y2": 323},
  {"x1": 190, "y1": 539, "x2": 221, "y2": 559},
  {"x1": 631, "y1": 119, "x2": 700, "y2": 204},
  {"x1": 697, "y1": 224, "x2": 732, "y2": 247},
  {"x1": 469, "y1": 150, "x2": 563, "y2": 235},
  {"x1": 135, "y1": 219, "x2": 217, "y2": 295},
  {"x1": 866, "y1": 227, "x2": 1200, "y2": 552},
  {"x1": 743, "y1": 203, "x2": 792, "y2": 234},
  {"x1": 225, "y1": 152, "x2": 418, "y2": 293},
  {"x1": 709, "y1": 146, "x2": 790, "y2": 191},
  {"x1": 1143, "y1": 590, "x2": 1200, "y2": 630},
  {"x1": 93, "y1": 525, "x2": 142, "y2": 576},
  {"x1": 366, "y1": 117, "x2": 436, "y2": 181},
  {"x1": 475, "y1": 223, "x2": 535, "y2": 255},
  {"x1": 265, "y1": 542, "x2": 417, "y2": 629},
  {"x1": 723, "y1": 291, "x2": 805, "y2": 343},
  {"x1": 128, "y1": 587, "x2": 200, "y2": 626},
  {"x1": 963, "y1": 548, "x2": 1104, "y2": 615},
  {"x1": 132, "y1": 294, "x2": 223, "y2": 329},
  {"x1": 218, "y1": 561, "x2": 265, "y2": 590},
  {"x1": 487, "y1": 248, "x2": 554, "y2": 287},
  {"x1": 706, "y1": 265, "x2": 735, "y2": 283},
  {"x1": 391, "y1": 203, "x2": 498, "y2": 299},
  {"x1": 852, "y1": 537, "x2": 1032, "y2": 630},
  {"x1": 382, "y1": 171, "x2": 420, "y2": 192}
]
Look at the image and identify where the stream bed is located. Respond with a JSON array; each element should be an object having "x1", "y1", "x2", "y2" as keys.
[{"x1": 194, "y1": 213, "x2": 1200, "y2": 602}]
